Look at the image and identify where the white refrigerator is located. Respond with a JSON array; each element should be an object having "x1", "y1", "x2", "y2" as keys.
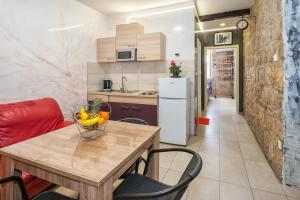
[{"x1": 159, "y1": 78, "x2": 189, "y2": 145}]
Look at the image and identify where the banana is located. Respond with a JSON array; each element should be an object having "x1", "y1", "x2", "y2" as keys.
[{"x1": 78, "y1": 117, "x2": 100, "y2": 126}]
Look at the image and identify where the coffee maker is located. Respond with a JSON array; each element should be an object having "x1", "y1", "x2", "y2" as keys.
[{"x1": 103, "y1": 80, "x2": 113, "y2": 92}]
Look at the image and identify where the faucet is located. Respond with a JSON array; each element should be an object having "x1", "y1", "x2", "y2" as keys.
[{"x1": 121, "y1": 76, "x2": 127, "y2": 93}]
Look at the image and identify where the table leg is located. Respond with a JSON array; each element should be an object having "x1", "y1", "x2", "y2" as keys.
[
  {"x1": 0, "y1": 156, "x2": 14, "y2": 200},
  {"x1": 147, "y1": 132, "x2": 160, "y2": 180},
  {"x1": 102, "y1": 177, "x2": 113, "y2": 200},
  {"x1": 14, "y1": 170, "x2": 22, "y2": 200},
  {"x1": 79, "y1": 177, "x2": 113, "y2": 200}
]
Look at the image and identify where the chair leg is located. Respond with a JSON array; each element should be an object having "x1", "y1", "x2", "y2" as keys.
[{"x1": 134, "y1": 158, "x2": 140, "y2": 173}]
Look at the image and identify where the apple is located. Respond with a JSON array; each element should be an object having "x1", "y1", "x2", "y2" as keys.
[{"x1": 76, "y1": 113, "x2": 81, "y2": 120}]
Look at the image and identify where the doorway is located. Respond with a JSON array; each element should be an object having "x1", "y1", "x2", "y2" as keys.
[{"x1": 203, "y1": 45, "x2": 240, "y2": 114}]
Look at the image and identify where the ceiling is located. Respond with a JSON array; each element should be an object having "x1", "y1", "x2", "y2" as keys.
[
  {"x1": 196, "y1": 0, "x2": 253, "y2": 16},
  {"x1": 77, "y1": 0, "x2": 253, "y2": 31},
  {"x1": 195, "y1": 0, "x2": 253, "y2": 31},
  {"x1": 77, "y1": 0, "x2": 191, "y2": 14},
  {"x1": 197, "y1": 17, "x2": 243, "y2": 31}
]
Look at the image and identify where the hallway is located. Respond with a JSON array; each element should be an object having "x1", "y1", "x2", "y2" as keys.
[{"x1": 159, "y1": 98, "x2": 300, "y2": 200}]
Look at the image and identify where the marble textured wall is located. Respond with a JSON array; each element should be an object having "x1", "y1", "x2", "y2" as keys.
[
  {"x1": 244, "y1": 0, "x2": 285, "y2": 180},
  {"x1": 283, "y1": 0, "x2": 300, "y2": 187},
  {"x1": 0, "y1": 0, "x2": 107, "y2": 119}
]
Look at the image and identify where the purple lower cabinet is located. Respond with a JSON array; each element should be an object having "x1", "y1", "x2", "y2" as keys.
[{"x1": 109, "y1": 102, "x2": 157, "y2": 126}]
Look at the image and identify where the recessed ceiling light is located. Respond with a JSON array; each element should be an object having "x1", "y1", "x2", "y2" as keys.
[
  {"x1": 220, "y1": 23, "x2": 226, "y2": 27},
  {"x1": 173, "y1": 26, "x2": 183, "y2": 32}
]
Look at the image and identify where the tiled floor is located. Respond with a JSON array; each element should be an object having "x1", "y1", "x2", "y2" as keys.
[
  {"x1": 158, "y1": 97, "x2": 300, "y2": 200},
  {"x1": 56, "y1": 97, "x2": 300, "y2": 199}
]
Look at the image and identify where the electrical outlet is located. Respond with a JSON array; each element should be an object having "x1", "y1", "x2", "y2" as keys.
[
  {"x1": 273, "y1": 54, "x2": 279, "y2": 62},
  {"x1": 278, "y1": 139, "x2": 283, "y2": 150}
]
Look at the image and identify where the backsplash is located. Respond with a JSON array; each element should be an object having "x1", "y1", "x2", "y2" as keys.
[{"x1": 88, "y1": 60, "x2": 194, "y2": 92}]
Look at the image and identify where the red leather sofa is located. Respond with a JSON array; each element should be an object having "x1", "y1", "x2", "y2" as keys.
[{"x1": 0, "y1": 98, "x2": 74, "y2": 199}]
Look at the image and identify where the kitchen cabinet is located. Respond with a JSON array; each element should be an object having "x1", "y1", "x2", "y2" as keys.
[
  {"x1": 116, "y1": 23, "x2": 144, "y2": 50},
  {"x1": 88, "y1": 92, "x2": 158, "y2": 126},
  {"x1": 109, "y1": 95, "x2": 157, "y2": 105},
  {"x1": 97, "y1": 37, "x2": 116, "y2": 63},
  {"x1": 137, "y1": 32, "x2": 166, "y2": 61},
  {"x1": 109, "y1": 102, "x2": 157, "y2": 126}
]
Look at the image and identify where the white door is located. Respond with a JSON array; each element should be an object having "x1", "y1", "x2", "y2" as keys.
[{"x1": 159, "y1": 98, "x2": 187, "y2": 145}]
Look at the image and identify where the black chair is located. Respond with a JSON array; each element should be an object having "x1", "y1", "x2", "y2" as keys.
[
  {"x1": 118, "y1": 118, "x2": 148, "y2": 179},
  {"x1": 0, "y1": 176, "x2": 74, "y2": 200},
  {"x1": 114, "y1": 148, "x2": 203, "y2": 200}
]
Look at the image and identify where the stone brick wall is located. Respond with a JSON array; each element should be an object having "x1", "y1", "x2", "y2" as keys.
[
  {"x1": 211, "y1": 51, "x2": 235, "y2": 98},
  {"x1": 243, "y1": 0, "x2": 284, "y2": 180}
]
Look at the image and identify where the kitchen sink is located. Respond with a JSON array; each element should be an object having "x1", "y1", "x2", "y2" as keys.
[
  {"x1": 139, "y1": 91, "x2": 158, "y2": 95},
  {"x1": 98, "y1": 90, "x2": 157, "y2": 95},
  {"x1": 110, "y1": 90, "x2": 139, "y2": 94}
]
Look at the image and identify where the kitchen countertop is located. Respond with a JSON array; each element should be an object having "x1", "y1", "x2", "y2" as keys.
[{"x1": 88, "y1": 91, "x2": 159, "y2": 98}]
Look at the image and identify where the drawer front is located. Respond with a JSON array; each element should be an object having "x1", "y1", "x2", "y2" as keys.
[
  {"x1": 109, "y1": 102, "x2": 157, "y2": 126},
  {"x1": 109, "y1": 95, "x2": 158, "y2": 105},
  {"x1": 130, "y1": 104, "x2": 157, "y2": 126},
  {"x1": 109, "y1": 102, "x2": 133, "y2": 121}
]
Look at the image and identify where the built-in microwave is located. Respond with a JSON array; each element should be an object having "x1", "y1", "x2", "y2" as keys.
[{"x1": 117, "y1": 49, "x2": 137, "y2": 62}]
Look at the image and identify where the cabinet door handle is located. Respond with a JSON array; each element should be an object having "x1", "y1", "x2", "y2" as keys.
[
  {"x1": 121, "y1": 105, "x2": 130, "y2": 110},
  {"x1": 132, "y1": 106, "x2": 142, "y2": 111}
]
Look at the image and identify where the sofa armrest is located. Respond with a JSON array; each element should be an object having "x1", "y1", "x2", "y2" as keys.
[{"x1": 55, "y1": 121, "x2": 75, "y2": 130}]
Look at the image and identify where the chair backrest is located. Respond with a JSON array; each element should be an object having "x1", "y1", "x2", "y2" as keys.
[
  {"x1": 0, "y1": 98, "x2": 64, "y2": 148},
  {"x1": 118, "y1": 118, "x2": 148, "y2": 125},
  {"x1": 139, "y1": 148, "x2": 202, "y2": 200},
  {"x1": 174, "y1": 152, "x2": 202, "y2": 199},
  {"x1": 162, "y1": 149, "x2": 202, "y2": 200}
]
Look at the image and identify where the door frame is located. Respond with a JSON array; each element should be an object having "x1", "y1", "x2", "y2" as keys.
[
  {"x1": 203, "y1": 45, "x2": 240, "y2": 114},
  {"x1": 196, "y1": 38, "x2": 202, "y2": 118}
]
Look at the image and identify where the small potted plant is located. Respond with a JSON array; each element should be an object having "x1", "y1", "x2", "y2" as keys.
[{"x1": 169, "y1": 60, "x2": 182, "y2": 78}]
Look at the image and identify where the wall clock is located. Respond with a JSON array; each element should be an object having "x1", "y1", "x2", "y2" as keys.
[{"x1": 236, "y1": 18, "x2": 249, "y2": 30}]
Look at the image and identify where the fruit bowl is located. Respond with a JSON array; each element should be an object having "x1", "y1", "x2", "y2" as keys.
[{"x1": 73, "y1": 101, "x2": 111, "y2": 139}]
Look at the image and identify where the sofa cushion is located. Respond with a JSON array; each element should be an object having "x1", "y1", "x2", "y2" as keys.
[
  {"x1": 26, "y1": 177, "x2": 53, "y2": 199},
  {"x1": 0, "y1": 98, "x2": 64, "y2": 148},
  {"x1": 22, "y1": 172, "x2": 33, "y2": 184}
]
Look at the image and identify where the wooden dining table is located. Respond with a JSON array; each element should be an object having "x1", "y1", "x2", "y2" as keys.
[{"x1": 0, "y1": 120, "x2": 160, "y2": 200}]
